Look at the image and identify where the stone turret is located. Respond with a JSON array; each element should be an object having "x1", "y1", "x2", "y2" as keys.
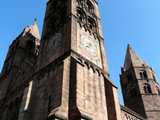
[{"x1": 120, "y1": 44, "x2": 160, "y2": 120}]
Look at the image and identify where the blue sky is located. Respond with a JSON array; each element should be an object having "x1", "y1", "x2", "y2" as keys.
[{"x1": 0, "y1": 0, "x2": 160, "y2": 104}]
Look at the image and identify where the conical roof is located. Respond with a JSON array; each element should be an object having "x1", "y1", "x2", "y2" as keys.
[{"x1": 124, "y1": 44, "x2": 146, "y2": 70}]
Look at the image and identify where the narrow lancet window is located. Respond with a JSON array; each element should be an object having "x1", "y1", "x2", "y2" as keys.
[{"x1": 144, "y1": 83, "x2": 152, "y2": 94}]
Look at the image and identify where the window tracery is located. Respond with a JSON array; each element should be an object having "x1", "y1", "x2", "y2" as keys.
[
  {"x1": 86, "y1": 0, "x2": 94, "y2": 14},
  {"x1": 77, "y1": 7, "x2": 86, "y2": 27},
  {"x1": 87, "y1": 17, "x2": 96, "y2": 31},
  {"x1": 76, "y1": 0, "x2": 98, "y2": 37}
]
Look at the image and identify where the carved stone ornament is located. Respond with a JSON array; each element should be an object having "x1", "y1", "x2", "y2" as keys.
[{"x1": 76, "y1": 0, "x2": 98, "y2": 38}]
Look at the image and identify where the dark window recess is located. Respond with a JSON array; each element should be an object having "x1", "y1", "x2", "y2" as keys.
[
  {"x1": 140, "y1": 72, "x2": 143, "y2": 78},
  {"x1": 143, "y1": 71, "x2": 148, "y2": 79},
  {"x1": 77, "y1": 8, "x2": 86, "y2": 27},
  {"x1": 140, "y1": 71, "x2": 148, "y2": 80},
  {"x1": 144, "y1": 83, "x2": 152, "y2": 94},
  {"x1": 87, "y1": 17, "x2": 96, "y2": 32},
  {"x1": 86, "y1": 0, "x2": 94, "y2": 14}
]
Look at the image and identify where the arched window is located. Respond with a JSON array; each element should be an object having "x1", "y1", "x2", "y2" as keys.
[
  {"x1": 144, "y1": 83, "x2": 152, "y2": 94},
  {"x1": 140, "y1": 71, "x2": 148, "y2": 80},
  {"x1": 140, "y1": 72, "x2": 143, "y2": 78},
  {"x1": 143, "y1": 71, "x2": 148, "y2": 79}
]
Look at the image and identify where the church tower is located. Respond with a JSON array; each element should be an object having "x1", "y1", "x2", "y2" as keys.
[
  {"x1": 120, "y1": 45, "x2": 160, "y2": 120},
  {"x1": 0, "y1": 21, "x2": 40, "y2": 120},
  {"x1": 26, "y1": 0, "x2": 121, "y2": 120}
]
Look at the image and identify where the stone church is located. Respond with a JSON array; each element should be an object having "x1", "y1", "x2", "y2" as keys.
[{"x1": 0, "y1": 0, "x2": 160, "y2": 120}]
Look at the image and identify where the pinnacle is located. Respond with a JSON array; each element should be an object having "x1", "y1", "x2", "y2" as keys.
[
  {"x1": 23, "y1": 19, "x2": 41, "y2": 40},
  {"x1": 29, "y1": 19, "x2": 41, "y2": 40},
  {"x1": 123, "y1": 44, "x2": 146, "y2": 70}
]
